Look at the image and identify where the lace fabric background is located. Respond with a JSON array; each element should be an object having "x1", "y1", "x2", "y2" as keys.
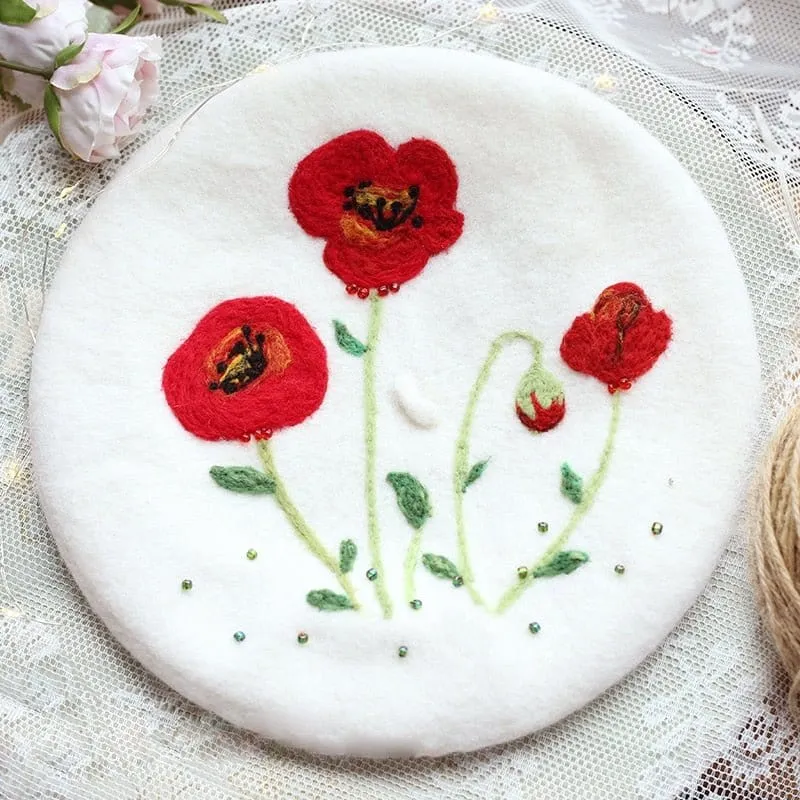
[{"x1": 1, "y1": 0, "x2": 799, "y2": 797}]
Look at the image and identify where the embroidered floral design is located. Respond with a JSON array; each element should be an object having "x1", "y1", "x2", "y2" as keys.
[
  {"x1": 163, "y1": 297, "x2": 328, "y2": 442},
  {"x1": 515, "y1": 360, "x2": 566, "y2": 433},
  {"x1": 560, "y1": 281, "x2": 672, "y2": 393},
  {"x1": 163, "y1": 297, "x2": 360, "y2": 611},
  {"x1": 288, "y1": 129, "x2": 464, "y2": 296}
]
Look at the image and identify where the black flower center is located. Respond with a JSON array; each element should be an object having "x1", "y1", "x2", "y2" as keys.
[
  {"x1": 208, "y1": 325, "x2": 268, "y2": 394},
  {"x1": 342, "y1": 181, "x2": 423, "y2": 232}
]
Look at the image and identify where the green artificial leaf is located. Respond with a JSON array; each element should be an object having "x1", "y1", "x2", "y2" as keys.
[
  {"x1": 0, "y1": 0, "x2": 36, "y2": 25},
  {"x1": 185, "y1": 3, "x2": 227, "y2": 22},
  {"x1": 54, "y1": 40, "x2": 86, "y2": 68},
  {"x1": 110, "y1": 4, "x2": 141, "y2": 34},
  {"x1": 422, "y1": 553, "x2": 460, "y2": 580},
  {"x1": 560, "y1": 462, "x2": 584, "y2": 504},
  {"x1": 306, "y1": 589, "x2": 354, "y2": 611},
  {"x1": 532, "y1": 550, "x2": 589, "y2": 578},
  {"x1": 339, "y1": 539, "x2": 357, "y2": 574},
  {"x1": 333, "y1": 319, "x2": 367, "y2": 356},
  {"x1": 43, "y1": 85, "x2": 61, "y2": 144},
  {"x1": 386, "y1": 471, "x2": 432, "y2": 530},
  {"x1": 209, "y1": 465, "x2": 276, "y2": 494},
  {"x1": 462, "y1": 458, "x2": 490, "y2": 492}
]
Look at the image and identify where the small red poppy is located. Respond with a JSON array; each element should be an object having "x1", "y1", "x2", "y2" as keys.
[
  {"x1": 560, "y1": 282, "x2": 672, "y2": 392},
  {"x1": 162, "y1": 297, "x2": 328, "y2": 441},
  {"x1": 288, "y1": 130, "x2": 464, "y2": 295}
]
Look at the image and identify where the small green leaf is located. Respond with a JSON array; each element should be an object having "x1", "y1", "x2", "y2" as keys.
[
  {"x1": 43, "y1": 85, "x2": 61, "y2": 145},
  {"x1": 339, "y1": 539, "x2": 357, "y2": 573},
  {"x1": 463, "y1": 458, "x2": 490, "y2": 492},
  {"x1": 560, "y1": 462, "x2": 583, "y2": 504},
  {"x1": 185, "y1": 3, "x2": 227, "y2": 22},
  {"x1": 422, "y1": 553, "x2": 460, "y2": 580},
  {"x1": 306, "y1": 589, "x2": 354, "y2": 611},
  {"x1": 387, "y1": 472, "x2": 431, "y2": 530},
  {"x1": 333, "y1": 319, "x2": 367, "y2": 356},
  {"x1": 0, "y1": 0, "x2": 36, "y2": 25},
  {"x1": 54, "y1": 40, "x2": 86, "y2": 68},
  {"x1": 533, "y1": 550, "x2": 589, "y2": 578},
  {"x1": 209, "y1": 465, "x2": 275, "y2": 494},
  {"x1": 110, "y1": 4, "x2": 142, "y2": 34}
]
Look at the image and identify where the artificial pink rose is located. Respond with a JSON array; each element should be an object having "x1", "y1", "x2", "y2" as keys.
[
  {"x1": 0, "y1": 0, "x2": 88, "y2": 107},
  {"x1": 48, "y1": 33, "x2": 161, "y2": 163}
]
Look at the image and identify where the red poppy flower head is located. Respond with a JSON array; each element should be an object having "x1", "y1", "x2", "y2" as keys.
[
  {"x1": 289, "y1": 130, "x2": 464, "y2": 296},
  {"x1": 163, "y1": 297, "x2": 328, "y2": 441},
  {"x1": 515, "y1": 360, "x2": 566, "y2": 434},
  {"x1": 560, "y1": 282, "x2": 672, "y2": 393}
]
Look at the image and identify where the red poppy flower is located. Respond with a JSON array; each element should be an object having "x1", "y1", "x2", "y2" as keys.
[
  {"x1": 288, "y1": 130, "x2": 464, "y2": 296},
  {"x1": 560, "y1": 282, "x2": 672, "y2": 392},
  {"x1": 162, "y1": 297, "x2": 328, "y2": 441}
]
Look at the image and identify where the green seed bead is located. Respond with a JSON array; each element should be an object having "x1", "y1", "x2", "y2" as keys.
[
  {"x1": 452, "y1": 576, "x2": 464, "y2": 587},
  {"x1": 366, "y1": 568, "x2": 378, "y2": 581},
  {"x1": 233, "y1": 631, "x2": 246, "y2": 642},
  {"x1": 517, "y1": 566, "x2": 529, "y2": 580},
  {"x1": 409, "y1": 599, "x2": 422, "y2": 610},
  {"x1": 651, "y1": 522, "x2": 663, "y2": 535},
  {"x1": 528, "y1": 622, "x2": 541, "y2": 634},
  {"x1": 537, "y1": 521, "x2": 549, "y2": 533},
  {"x1": 614, "y1": 564, "x2": 626, "y2": 575},
  {"x1": 398, "y1": 646, "x2": 409, "y2": 658},
  {"x1": 246, "y1": 549, "x2": 258, "y2": 560},
  {"x1": 297, "y1": 632, "x2": 309, "y2": 645},
  {"x1": 181, "y1": 579, "x2": 193, "y2": 591}
]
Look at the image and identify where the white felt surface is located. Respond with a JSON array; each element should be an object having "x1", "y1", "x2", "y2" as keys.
[{"x1": 29, "y1": 48, "x2": 759, "y2": 758}]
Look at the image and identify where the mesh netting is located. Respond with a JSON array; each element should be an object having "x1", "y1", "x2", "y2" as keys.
[{"x1": 1, "y1": 0, "x2": 799, "y2": 797}]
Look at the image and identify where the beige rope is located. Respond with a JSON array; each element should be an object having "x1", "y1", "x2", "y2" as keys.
[{"x1": 753, "y1": 404, "x2": 800, "y2": 718}]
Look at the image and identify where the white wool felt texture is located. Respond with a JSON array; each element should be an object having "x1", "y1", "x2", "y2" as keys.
[{"x1": 29, "y1": 47, "x2": 760, "y2": 758}]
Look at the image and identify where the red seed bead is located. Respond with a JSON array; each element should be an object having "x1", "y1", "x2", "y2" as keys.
[
  {"x1": 389, "y1": 283, "x2": 400, "y2": 293},
  {"x1": 377, "y1": 285, "x2": 389, "y2": 297},
  {"x1": 345, "y1": 284, "x2": 358, "y2": 295},
  {"x1": 357, "y1": 287, "x2": 370, "y2": 299},
  {"x1": 254, "y1": 429, "x2": 273, "y2": 441},
  {"x1": 238, "y1": 433, "x2": 251, "y2": 443}
]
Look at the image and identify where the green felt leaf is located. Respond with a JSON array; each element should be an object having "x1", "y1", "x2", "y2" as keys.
[
  {"x1": 110, "y1": 4, "x2": 141, "y2": 34},
  {"x1": 209, "y1": 465, "x2": 275, "y2": 494},
  {"x1": 339, "y1": 539, "x2": 357, "y2": 573},
  {"x1": 333, "y1": 319, "x2": 367, "y2": 356},
  {"x1": 532, "y1": 550, "x2": 589, "y2": 578},
  {"x1": 185, "y1": 3, "x2": 227, "y2": 22},
  {"x1": 386, "y1": 471, "x2": 431, "y2": 530},
  {"x1": 43, "y1": 85, "x2": 61, "y2": 145},
  {"x1": 422, "y1": 553, "x2": 460, "y2": 580},
  {"x1": 463, "y1": 458, "x2": 490, "y2": 492},
  {"x1": 560, "y1": 462, "x2": 584, "y2": 504},
  {"x1": 0, "y1": 0, "x2": 36, "y2": 25},
  {"x1": 306, "y1": 589, "x2": 354, "y2": 611},
  {"x1": 54, "y1": 40, "x2": 86, "y2": 68}
]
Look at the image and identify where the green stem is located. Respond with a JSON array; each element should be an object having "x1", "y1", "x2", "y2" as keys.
[
  {"x1": 454, "y1": 331, "x2": 543, "y2": 607},
  {"x1": 0, "y1": 59, "x2": 51, "y2": 79},
  {"x1": 404, "y1": 528, "x2": 424, "y2": 604},
  {"x1": 495, "y1": 390, "x2": 622, "y2": 613},
  {"x1": 256, "y1": 439, "x2": 360, "y2": 610},
  {"x1": 364, "y1": 294, "x2": 393, "y2": 618}
]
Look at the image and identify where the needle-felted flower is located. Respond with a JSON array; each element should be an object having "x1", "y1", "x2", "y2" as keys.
[
  {"x1": 162, "y1": 297, "x2": 328, "y2": 441},
  {"x1": 560, "y1": 282, "x2": 672, "y2": 392},
  {"x1": 515, "y1": 360, "x2": 566, "y2": 433},
  {"x1": 288, "y1": 129, "x2": 464, "y2": 297}
]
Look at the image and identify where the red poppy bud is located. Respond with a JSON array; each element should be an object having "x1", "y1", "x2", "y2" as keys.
[{"x1": 515, "y1": 361, "x2": 566, "y2": 433}]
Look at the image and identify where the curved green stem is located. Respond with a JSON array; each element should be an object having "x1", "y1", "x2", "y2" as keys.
[
  {"x1": 0, "y1": 59, "x2": 51, "y2": 79},
  {"x1": 454, "y1": 331, "x2": 543, "y2": 607},
  {"x1": 364, "y1": 294, "x2": 393, "y2": 618},
  {"x1": 256, "y1": 439, "x2": 360, "y2": 610},
  {"x1": 404, "y1": 528, "x2": 424, "y2": 604},
  {"x1": 495, "y1": 390, "x2": 622, "y2": 613}
]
